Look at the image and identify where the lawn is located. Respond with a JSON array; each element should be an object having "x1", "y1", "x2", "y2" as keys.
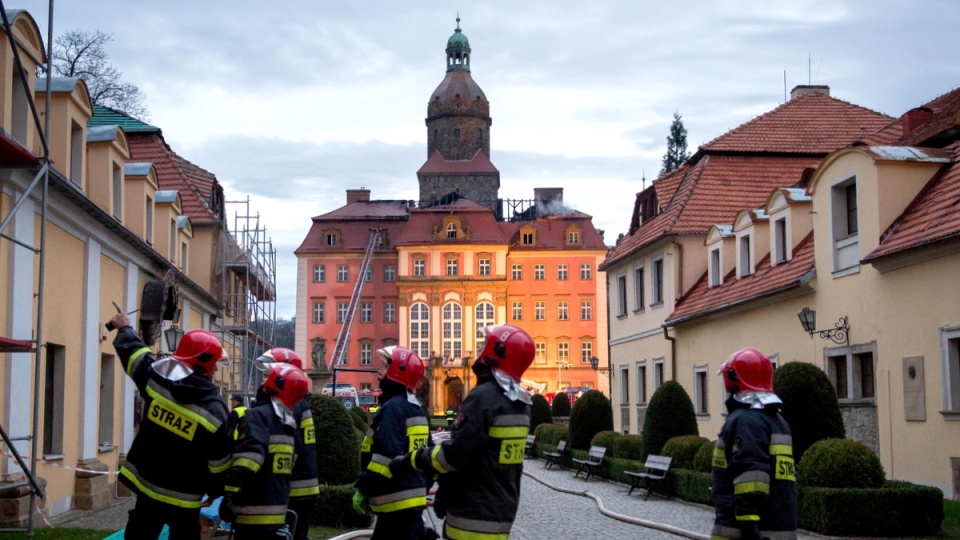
[{"x1": 930, "y1": 499, "x2": 960, "y2": 539}]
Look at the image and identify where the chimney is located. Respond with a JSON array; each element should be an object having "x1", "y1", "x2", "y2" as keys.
[
  {"x1": 790, "y1": 85, "x2": 830, "y2": 100},
  {"x1": 346, "y1": 188, "x2": 370, "y2": 205},
  {"x1": 900, "y1": 107, "x2": 933, "y2": 139},
  {"x1": 534, "y1": 187, "x2": 563, "y2": 205}
]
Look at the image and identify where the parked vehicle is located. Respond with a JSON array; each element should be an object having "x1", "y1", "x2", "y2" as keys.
[
  {"x1": 321, "y1": 383, "x2": 359, "y2": 410},
  {"x1": 358, "y1": 390, "x2": 381, "y2": 413}
]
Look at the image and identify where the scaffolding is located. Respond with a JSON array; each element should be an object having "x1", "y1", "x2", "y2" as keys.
[{"x1": 215, "y1": 197, "x2": 278, "y2": 400}]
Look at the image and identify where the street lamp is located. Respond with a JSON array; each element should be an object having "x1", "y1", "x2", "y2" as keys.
[
  {"x1": 797, "y1": 307, "x2": 849, "y2": 345},
  {"x1": 556, "y1": 361, "x2": 572, "y2": 390},
  {"x1": 163, "y1": 325, "x2": 184, "y2": 353},
  {"x1": 589, "y1": 356, "x2": 610, "y2": 375}
]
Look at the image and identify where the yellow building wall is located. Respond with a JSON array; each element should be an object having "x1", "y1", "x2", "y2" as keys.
[{"x1": 98, "y1": 253, "x2": 126, "y2": 480}]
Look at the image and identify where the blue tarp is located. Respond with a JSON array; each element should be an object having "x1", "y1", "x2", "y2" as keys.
[{"x1": 101, "y1": 497, "x2": 228, "y2": 539}]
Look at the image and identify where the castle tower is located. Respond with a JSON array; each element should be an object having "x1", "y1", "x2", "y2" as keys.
[{"x1": 418, "y1": 18, "x2": 500, "y2": 208}]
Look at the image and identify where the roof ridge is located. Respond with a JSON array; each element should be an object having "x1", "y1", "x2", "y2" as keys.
[{"x1": 661, "y1": 156, "x2": 709, "y2": 232}]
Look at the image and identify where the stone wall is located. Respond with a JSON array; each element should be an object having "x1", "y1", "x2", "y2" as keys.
[{"x1": 841, "y1": 402, "x2": 879, "y2": 454}]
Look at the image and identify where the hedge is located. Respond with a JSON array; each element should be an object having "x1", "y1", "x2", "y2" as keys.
[
  {"x1": 797, "y1": 481, "x2": 943, "y2": 536},
  {"x1": 311, "y1": 484, "x2": 373, "y2": 528}
]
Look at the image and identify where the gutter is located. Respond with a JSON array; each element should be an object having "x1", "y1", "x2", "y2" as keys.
[{"x1": 661, "y1": 324, "x2": 676, "y2": 382}]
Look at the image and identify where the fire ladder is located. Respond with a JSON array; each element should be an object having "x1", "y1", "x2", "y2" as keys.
[{"x1": 329, "y1": 228, "x2": 382, "y2": 391}]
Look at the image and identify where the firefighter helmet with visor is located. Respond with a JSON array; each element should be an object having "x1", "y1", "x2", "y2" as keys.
[
  {"x1": 719, "y1": 347, "x2": 774, "y2": 394},
  {"x1": 478, "y1": 324, "x2": 535, "y2": 382},
  {"x1": 261, "y1": 363, "x2": 309, "y2": 409},
  {"x1": 377, "y1": 346, "x2": 425, "y2": 391},
  {"x1": 258, "y1": 347, "x2": 303, "y2": 370},
  {"x1": 171, "y1": 329, "x2": 224, "y2": 377}
]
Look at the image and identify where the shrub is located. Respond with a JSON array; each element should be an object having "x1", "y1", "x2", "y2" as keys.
[
  {"x1": 641, "y1": 381, "x2": 698, "y2": 460},
  {"x1": 590, "y1": 430, "x2": 622, "y2": 453},
  {"x1": 551, "y1": 392, "x2": 571, "y2": 417},
  {"x1": 799, "y1": 438, "x2": 885, "y2": 489},
  {"x1": 661, "y1": 435, "x2": 710, "y2": 470},
  {"x1": 568, "y1": 390, "x2": 613, "y2": 450},
  {"x1": 309, "y1": 394, "x2": 360, "y2": 486},
  {"x1": 349, "y1": 406, "x2": 368, "y2": 431},
  {"x1": 692, "y1": 439, "x2": 715, "y2": 473},
  {"x1": 614, "y1": 434, "x2": 643, "y2": 461},
  {"x1": 311, "y1": 484, "x2": 373, "y2": 528},
  {"x1": 773, "y1": 361, "x2": 845, "y2": 463},
  {"x1": 534, "y1": 423, "x2": 568, "y2": 446},
  {"x1": 798, "y1": 481, "x2": 943, "y2": 536},
  {"x1": 530, "y1": 393, "x2": 553, "y2": 432}
]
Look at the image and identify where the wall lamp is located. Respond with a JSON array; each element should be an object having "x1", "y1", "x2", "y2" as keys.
[
  {"x1": 797, "y1": 307, "x2": 849, "y2": 345},
  {"x1": 163, "y1": 325, "x2": 185, "y2": 353},
  {"x1": 589, "y1": 356, "x2": 611, "y2": 376}
]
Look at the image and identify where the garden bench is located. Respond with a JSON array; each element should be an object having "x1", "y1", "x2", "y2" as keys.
[
  {"x1": 624, "y1": 454, "x2": 672, "y2": 499},
  {"x1": 572, "y1": 445, "x2": 606, "y2": 481},
  {"x1": 542, "y1": 440, "x2": 566, "y2": 469},
  {"x1": 524, "y1": 434, "x2": 536, "y2": 458}
]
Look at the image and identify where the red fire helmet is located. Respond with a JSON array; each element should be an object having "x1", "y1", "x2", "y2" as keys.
[
  {"x1": 261, "y1": 363, "x2": 309, "y2": 409},
  {"x1": 258, "y1": 347, "x2": 303, "y2": 370},
  {"x1": 478, "y1": 324, "x2": 535, "y2": 382},
  {"x1": 171, "y1": 329, "x2": 224, "y2": 377},
  {"x1": 719, "y1": 347, "x2": 774, "y2": 394},
  {"x1": 377, "y1": 346, "x2": 425, "y2": 391}
]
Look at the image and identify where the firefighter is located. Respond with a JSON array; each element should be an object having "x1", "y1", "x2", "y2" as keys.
[
  {"x1": 219, "y1": 363, "x2": 309, "y2": 539},
  {"x1": 390, "y1": 324, "x2": 535, "y2": 539},
  {"x1": 354, "y1": 346, "x2": 431, "y2": 540},
  {"x1": 711, "y1": 348, "x2": 797, "y2": 540},
  {"x1": 257, "y1": 347, "x2": 319, "y2": 540},
  {"x1": 229, "y1": 394, "x2": 247, "y2": 440},
  {"x1": 107, "y1": 303, "x2": 231, "y2": 540},
  {"x1": 444, "y1": 406, "x2": 457, "y2": 428}
]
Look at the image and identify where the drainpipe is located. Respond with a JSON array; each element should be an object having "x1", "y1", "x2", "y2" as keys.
[
  {"x1": 662, "y1": 324, "x2": 676, "y2": 382},
  {"x1": 672, "y1": 240, "x2": 684, "y2": 296}
]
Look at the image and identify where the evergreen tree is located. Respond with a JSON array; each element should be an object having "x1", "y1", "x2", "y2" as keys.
[{"x1": 659, "y1": 111, "x2": 691, "y2": 175}]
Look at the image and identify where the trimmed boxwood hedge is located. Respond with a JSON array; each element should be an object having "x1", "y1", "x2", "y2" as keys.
[
  {"x1": 661, "y1": 435, "x2": 709, "y2": 470},
  {"x1": 311, "y1": 484, "x2": 373, "y2": 528},
  {"x1": 614, "y1": 434, "x2": 643, "y2": 461},
  {"x1": 798, "y1": 481, "x2": 943, "y2": 536}
]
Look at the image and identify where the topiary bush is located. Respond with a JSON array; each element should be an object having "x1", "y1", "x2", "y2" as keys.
[
  {"x1": 568, "y1": 390, "x2": 614, "y2": 450},
  {"x1": 309, "y1": 394, "x2": 360, "y2": 486},
  {"x1": 534, "y1": 423, "x2": 568, "y2": 446},
  {"x1": 551, "y1": 392, "x2": 571, "y2": 417},
  {"x1": 311, "y1": 484, "x2": 373, "y2": 528},
  {"x1": 590, "y1": 430, "x2": 622, "y2": 453},
  {"x1": 661, "y1": 435, "x2": 710, "y2": 470},
  {"x1": 530, "y1": 393, "x2": 553, "y2": 433},
  {"x1": 693, "y1": 439, "x2": 715, "y2": 472},
  {"x1": 614, "y1": 434, "x2": 643, "y2": 461},
  {"x1": 799, "y1": 438, "x2": 885, "y2": 489},
  {"x1": 773, "y1": 361, "x2": 845, "y2": 463},
  {"x1": 641, "y1": 381, "x2": 698, "y2": 461},
  {"x1": 349, "y1": 406, "x2": 368, "y2": 432}
]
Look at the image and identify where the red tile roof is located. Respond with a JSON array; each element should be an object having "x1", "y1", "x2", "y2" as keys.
[
  {"x1": 864, "y1": 141, "x2": 960, "y2": 261},
  {"x1": 701, "y1": 92, "x2": 894, "y2": 154},
  {"x1": 417, "y1": 150, "x2": 499, "y2": 174},
  {"x1": 296, "y1": 201, "x2": 410, "y2": 254},
  {"x1": 396, "y1": 201, "x2": 509, "y2": 245},
  {"x1": 667, "y1": 232, "x2": 815, "y2": 325},
  {"x1": 898, "y1": 87, "x2": 960, "y2": 147},
  {"x1": 127, "y1": 133, "x2": 221, "y2": 224},
  {"x1": 507, "y1": 215, "x2": 608, "y2": 251}
]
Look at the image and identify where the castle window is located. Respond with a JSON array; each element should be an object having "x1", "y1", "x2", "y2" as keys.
[
  {"x1": 326, "y1": 233, "x2": 338, "y2": 247},
  {"x1": 454, "y1": 128, "x2": 461, "y2": 138},
  {"x1": 522, "y1": 232, "x2": 534, "y2": 245},
  {"x1": 447, "y1": 223, "x2": 457, "y2": 238},
  {"x1": 476, "y1": 128, "x2": 483, "y2": 141}
]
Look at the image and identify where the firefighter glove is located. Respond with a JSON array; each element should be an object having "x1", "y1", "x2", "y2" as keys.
[
  {"x1": 352, "y1": 490, "x2": 371, "y2": 517},
  {"x1": 218, "y1": 495, "x2": 237, "y2": 524},
  {"x1": 388, "y1": 452, "x2": 415, "y2": 476}
]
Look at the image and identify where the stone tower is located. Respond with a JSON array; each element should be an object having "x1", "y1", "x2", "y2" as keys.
[{"x1": 418, "y1": 18, "x2": 500, "y2": 208}]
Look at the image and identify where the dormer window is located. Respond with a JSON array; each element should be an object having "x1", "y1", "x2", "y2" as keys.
[
  {"x1": 774, "y1": 218, "x2": 788, "y2": 265},
  {"x1": 520, "y1": 225, "x2": 536, "y2": 246},
  {"x1": 739, "y1": 234, "x2": 752, "y2": 277},
  {"x1": 447, "y1": 223, "x2": 457, "y2": 238},
  {"x1": 326, "y1": 233, "x2": 338, "y2": 247},
  {"x1": 831, "y1": 177, "x2": 860, "y2": 276},
  {"x1": 568, "y1": 231, "x2": 580, "y2": 244},
  {"x1": 112, "y1": 163, "x2": 122, "y2": 219},
  {"x1": 709, "y1": 247, "x2": 721, "y2": 287}
]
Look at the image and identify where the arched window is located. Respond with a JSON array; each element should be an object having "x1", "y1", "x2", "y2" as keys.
[
  {"x1": 475, "y1": 302, "x2": 495, "y2": 340},
  {"x1": 442, "y1": 303, "x2": 463, "y2": 360},
  {"x1": 410, "y1": 303, "x2": 430, "y2": 360}
]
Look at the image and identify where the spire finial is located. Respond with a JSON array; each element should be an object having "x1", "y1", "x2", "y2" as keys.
[{"x1": 456, "y1": 12, "x2": 461, "y2": 32}]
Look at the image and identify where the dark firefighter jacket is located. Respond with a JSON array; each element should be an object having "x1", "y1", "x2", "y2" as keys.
[
  {"x1": 410, "y1": 369, "x2": 531, "y2": 539},
  {"x1": 711, "y1": 395, "x2": 798, "y2": 540},
  {"x1": 112, "y1": 325, "x2": 231, "y2": 509},
  {"x1": 289, "y1": 398, "x2": 319, "y2": 499},
  {"x1": 224, "y1": 399, "x2": 300, "y2": 528},
  {"x1": 356, "y1": 389, "x2": 431, "y2": 514}
]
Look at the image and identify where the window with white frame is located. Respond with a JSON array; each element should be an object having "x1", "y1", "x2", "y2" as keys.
[
  {"x1": 636, "y1": 361, "x2": 647, "y2": 404},
  {"x1": 475, "y1": 302, "x2": 494, "y2": 338},
  {"x1": 409, "y1": 303, "x2": 430, "y2": 359},
  {"x1": 413, "y1": 258, "x2": 426, "y2": 276},
  {"x1": 169, "y1": 219, "x2": 177, "y2": 262},
  {"x1": 739, "y1": 234, "x2": 752, "y2": 277},
  {"x1": 620, "y1": 366, "x2": 630, "y2": 405},
  {"x1": 181, "y1": 242, "x2": 187, "y2": 272},
  {"x1": 43, "y1": 344, "x2": 65, "y2": 456},
  {"x1": 831, "y1": 178, "x2": 861, "y2": 274},
  {"x1": 535, "y1": 342, "x2": 547, "y2": 365},
  {"x1": 534, "y1": 264, "x2": 545, "y2": 280},
  {"x1": 364, "y1": 265, "x2": 372, "y2": 282},
  {"x1": 337, "y1": 265, "x2": 349, "y2": 281},
  {"x1": 446, "y1": 257, "x2": 459, "y2": 276},
  {"x1": 112, "y1": 163, "x2": 122, "y2": 218},
  {"x1": 446, "y1": 223, "x2": 457, "y2": 239},
  {"x1": 442, "y1": 303, "x2": 462, "y2": 360},
  {"x1": 694, "y1": 365, "x2": 709, "y2": 414},
  {"x1": 360, "y1": 302, "x2": 372, "y2": 323},
  {"x1": 479, "y1": 258, "x2": 491, "y2": 275},
  {"x1": 384, "y1": 265, "x2": 396, "y2": 282},
  {"x1": 512, "y1": 301, "x2": 523, "y2": 321},
  {"x1": 522, "y1": 231, "x2": 535, "y2": 245},
  {"x1": 568, "y1": 231, "x2": 580, "y2": 245},
  {"x1": 557, "y1": 264, "x2": 568, "y2": 280},
  {"x1": 617, "y1": 274, "x2": 627, "y2": 316},
  {"x1": 313, "y1": 264, "x2": 325, "y2": 282},
  {"x1": 512, "y1": 264, "x2": 523, "y2": 280},
  {"x1": 384, "y1": 303, "x2": 396, "y2": 323},
  {"x1": 827, "y1": 343, "x2": 876, "y2": 401},
  {"x1": 360, "y1": 343, "x2": 372, "y2": 365},
  {"x1": 774, "y1": 218, "x2": 788, "y2": 265},
  {"x1": 580, "y1": 341, "x2": 592, "y2": 364},
  {"x1": 360, "y1": 382, "x2": 373, "y2": 391},
  {"x1": 325, "y1": 232, "x2": 338, "y2": 246},
  {"x1": 535, "y1": 301, "x2": 545, "y2": 321},
  {"x1": 580, "y1": 300, "x2": 592, "y2": 321},
  {"x1": 145, "y1": 196, "x2": 153, "y2": 244},
  {"x1": 337, "y1": 303, "x2": 348, "y2": 323},
  {"x1": 557, "y1": 342, "x2": 569, "y2": 363},
  {"x1": 99, "y1": 354, "x2": 114, "y2": 448},
  {"x1": 940, "y1": 326, "x2": 960, "y2": 414},
  {"x1": 634, "y1": 267, "x2": 645, "y2": 310},
  {"x1": 580, "y1": 263, "x2": 592, "y2": 280},
  {"x1": 312, "y1": 302, "x2": 324, "y2": 323},
  {"x1": 557, "y1": 301, "x2": 569, "y2": 321},
  {"x1": 709, "y1": 247, "x2": 721, "y2": 287},
  {"x1": 70, "y1": 121, "x2": 82, "y2": 185},
  {"x1": 652, "y1": 258, "x2": 664, "y2": 304},
  {"x1": 654, "y1": 357, "x2": 664, "y2": 390}
]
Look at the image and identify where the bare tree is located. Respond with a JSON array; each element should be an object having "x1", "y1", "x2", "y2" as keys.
[{"x1": 52, "y1": 30, "x2": 149, "y2": 121}]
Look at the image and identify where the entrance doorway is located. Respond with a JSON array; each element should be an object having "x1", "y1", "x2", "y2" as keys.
[{"x1": 444, "y1": 377, "x2": 464, "y2": 410}]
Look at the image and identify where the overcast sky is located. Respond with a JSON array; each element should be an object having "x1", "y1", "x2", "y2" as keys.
[{"x1": 16, "y1": 0, "x2": 960, "y2": 319}]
